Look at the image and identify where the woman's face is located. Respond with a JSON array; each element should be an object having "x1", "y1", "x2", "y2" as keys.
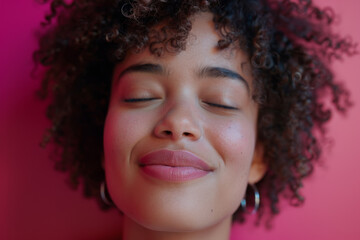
[{"x1": 104, "y1": 13, "x2": 265, "y2": 232}]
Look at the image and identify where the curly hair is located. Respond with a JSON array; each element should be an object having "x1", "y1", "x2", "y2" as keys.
[{"x1": 33, "y1": 0, "x2": 356, "y2": 223}]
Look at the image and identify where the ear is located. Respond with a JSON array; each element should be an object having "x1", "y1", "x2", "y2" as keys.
[{"x1": 248, "y1": 142, "x2": 267, "y2": 184}]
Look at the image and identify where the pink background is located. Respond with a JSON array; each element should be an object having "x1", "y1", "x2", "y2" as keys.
[{"x1": 1, "y1": 0, "x2": 359, "y2": 239}]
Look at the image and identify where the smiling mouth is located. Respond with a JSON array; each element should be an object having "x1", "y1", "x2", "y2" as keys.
[{"x1": 138, "y1": 149, "x2": 213, "y2": 182}]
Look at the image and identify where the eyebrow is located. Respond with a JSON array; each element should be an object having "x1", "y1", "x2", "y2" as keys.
[
  {"x1": 116, "y1": 63, "x2": 250, "y2": 92},
  {"x1": 115, "y1": 63, "x2": 165, "y2": 85},
  {"x1": 198, "y1": 66, "x2": 250, "y2": 92}
]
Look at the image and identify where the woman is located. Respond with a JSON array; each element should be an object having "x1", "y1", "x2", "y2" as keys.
[{"x1": 34, "y1": 0, "x2": 355, "y2": 239}]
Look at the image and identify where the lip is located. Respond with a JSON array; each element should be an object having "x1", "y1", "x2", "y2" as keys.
[{"x1": 138, "y1": 149, "x2": 213, "y2": 182}]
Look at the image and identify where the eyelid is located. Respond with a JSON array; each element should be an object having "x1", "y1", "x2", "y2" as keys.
[
  {"x1": 123, "y1": 98, "x2": 159, "y2": 102},
  {"x1": 203, "y1": 101, "x2": 239, "y2": 110},
  {"x1": 124, "y1": 99, "x2": 238, "y2": 110}
]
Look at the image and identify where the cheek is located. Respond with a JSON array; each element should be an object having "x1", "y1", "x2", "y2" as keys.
[
  {"x1": 103, "y1": 109, "x2": 152, "y2": 199},
  {"x1": 205, "y1": 117, "x2": 257, "y2": 210},
  {"x1": 104, "y1": 112, "x2": 133, "y2": 164},
  {"x1": 104, "y1": 108, "x2": 154, "y2": 159},
  {"x1": 208, "y1": 117, "x2": 256, "y2": 164}
]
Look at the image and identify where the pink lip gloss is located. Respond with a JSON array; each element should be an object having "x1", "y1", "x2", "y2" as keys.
[{"x1": 138, "y1": 149, "x2": 212, "y2": 182}]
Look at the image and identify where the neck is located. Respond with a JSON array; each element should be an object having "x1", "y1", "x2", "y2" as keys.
[{"x1": 121, "y1": 215, "x2": 232, "y2": 240}]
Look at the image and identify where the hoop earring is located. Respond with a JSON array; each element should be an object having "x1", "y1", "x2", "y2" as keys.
[
  {"x1": 100, "y1": 181, "x2": 113, "y2": 206},
  {"x1": 240, "y1": 183, "x2": 260, "y2": 214}
]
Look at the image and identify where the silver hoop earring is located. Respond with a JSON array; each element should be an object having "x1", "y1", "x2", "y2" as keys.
[
  {"x1": 240, "y1": 183, "x2": 260, "y2": 214},
  {"x1": 100, "y1": 181, "x2": 113, "y2": 206}
]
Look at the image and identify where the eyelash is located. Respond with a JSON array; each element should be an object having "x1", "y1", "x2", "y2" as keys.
[
  {"x1": 123, "y1": 98, "x2": 158, "y2": 102},
  {"x1": 203, "y1": 102, "x2": 238, "y2": 110},
  {"x1": 124, "y1": 98, "x2": 238, "y2": 110}
]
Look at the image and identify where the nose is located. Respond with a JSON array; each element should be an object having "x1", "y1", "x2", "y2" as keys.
[{"x1": 153, "y1": 101, "x2": 202, "y2": 141}]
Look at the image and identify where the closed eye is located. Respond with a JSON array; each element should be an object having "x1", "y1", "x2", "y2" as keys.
[
  {"x1": 123, "y1": 98, "x2": 159, "y2": 102},
  {"x1": 204, "y1": 102, "x2": 238, "y2": 110},
  {"x1": 124, "y1": 98, "x2": 237, "y2": 110}
]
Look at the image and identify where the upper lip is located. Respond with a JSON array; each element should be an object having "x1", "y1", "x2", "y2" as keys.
[{"x1": 138, "y1": 149, "x2": 213, "y2": 171}]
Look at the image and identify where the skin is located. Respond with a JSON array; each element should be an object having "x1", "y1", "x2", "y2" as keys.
[{"x1": 103, "y1": 12, "x2": 267, "y2": 240}]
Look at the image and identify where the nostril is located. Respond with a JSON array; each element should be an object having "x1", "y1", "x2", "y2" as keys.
[
  {"x1": 183, "y1": 132, "x2": 191, "y2": 136},
  {"x1": 164, "y1": 130, "x2": 172, "y2": 136}
]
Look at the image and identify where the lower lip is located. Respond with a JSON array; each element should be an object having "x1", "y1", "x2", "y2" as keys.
[{"x1": 140, "y1": 165, "x2": 210, "y2": 182}]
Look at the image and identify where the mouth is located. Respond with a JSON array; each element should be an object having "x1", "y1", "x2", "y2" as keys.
[{"x1": 138, "y1": 149, "x2": 213, "y2": 182}]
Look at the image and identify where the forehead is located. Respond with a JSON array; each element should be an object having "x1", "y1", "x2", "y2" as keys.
[{"x1": 113, "y1": 12, "x2": 252, "y2": 85}]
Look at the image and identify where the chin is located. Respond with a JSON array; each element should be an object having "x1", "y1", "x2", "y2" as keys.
[{"x1": 117, "y1": 191, "x2": 238, "y2": 234}]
